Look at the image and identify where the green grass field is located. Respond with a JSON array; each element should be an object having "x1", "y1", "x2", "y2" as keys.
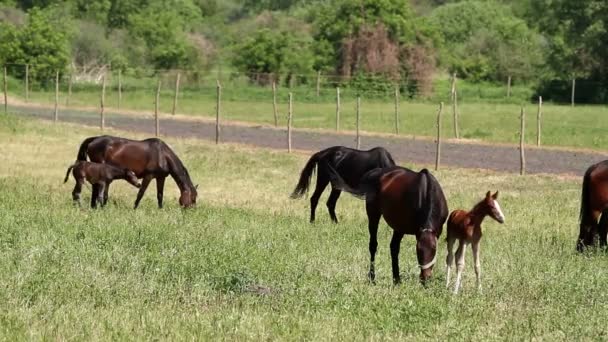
[
  {"x1": 1, "y1": 113, "x2": 607, "y2": 340},
  {"x1": 8, "y1": 76, "x2": 608, "y2": 151}
]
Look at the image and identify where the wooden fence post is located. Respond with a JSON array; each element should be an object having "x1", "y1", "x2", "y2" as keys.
[
  {"x1": 536, "y1": 96, "x2": 542, "y2": 146},
  {"x1": 117, "y1": 69, "x2": 122, "y2": 110},
  {"x1": 435, "y1": 102, "x2": 444, "y2": 171},
  {"x1": 571, "y1": 78, "x2": 576, "y2": 107},
  {"x1": 54, "y1": 70, "x2": 59, "y2": 123},
  {"x1": 507, "y1": 75, "x2": 512, "y2": 98},
  {"x1": 155, "y1": 79, "x2": 161, "y2": 137},
  {"x1": 100, "y1": 74, "x2": 106, "y2": 130},
  {"x1": 66, "y1": 65, "x2": 73, "y2": 106},
  {"x1": 335, "y1": 87, "x2": 340, "y2": 131},
  {"x1": 356, "y1": 96, "x2": 361, "y2": 149},
  {"x1": 394, "y1": 86, "x2": 400, "y2": 134},
  {"x1": 452, "y1": 73, "x2": 460, "y2": 139},
  {"x1": 3, "y1": 66, "x2": 7, "y2": 115},
  {"x1": 172, "y1": 72, "x2": 180, "y2": 115},
  {"x1": 520, "y1": 106, "x2": 526, "y2": 175},
  {"x1": 25, "y1": 64, "x2": 29, "y2": 102},
  {"x1": 216, "y1": 80, "x2": 221, "y2": 144},
  {"x1": 272, "y1": 81, "x2": 278, "y2": 127},
  {"x1": 316, "y1": 70, "x2": 321, "y2": 97},
  {"x1": 287, "y1": 92, "x2": 293, "y2": 152}
]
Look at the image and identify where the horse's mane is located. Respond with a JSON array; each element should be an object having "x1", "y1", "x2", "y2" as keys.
[
  {"x1": 418, "y1": 169, "x2": 439, "y2": 231},
  {"x1": 158, "y1": 141, "x2": 195, "y2": 191}
]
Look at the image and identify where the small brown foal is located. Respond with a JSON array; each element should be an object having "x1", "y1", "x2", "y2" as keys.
[
  {"x1": 446, "y1": 191, "x2": 505, "y2": 294},
  {"x1": 64, "y1": 161, "x2": 141, "y2": 208}
]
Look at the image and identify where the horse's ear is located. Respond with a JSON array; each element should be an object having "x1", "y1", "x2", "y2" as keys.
[
  {"x1": 492, "y1": 191, "x2": 499, "y2": 199},
  {"x1": 486, "y1": 191, "x2": 491, "y2": 199},
  {"x1": 195, "y1": 184, "x2": 199, "y2": 190}
]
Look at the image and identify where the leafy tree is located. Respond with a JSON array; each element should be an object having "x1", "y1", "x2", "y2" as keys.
[
  {"x1": 233, "y1": 28, "x2": 314, "y2": 84},
  {"x1": 429, "y1": 0, "x2": 544, "y2": 82}
]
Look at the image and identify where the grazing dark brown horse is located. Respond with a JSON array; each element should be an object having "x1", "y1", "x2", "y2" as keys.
[
  {"x1": 64, "y1": 161, "x2": 141, "y2": 208},
  {"x1": 291, "y1": 146, "x2": 395, "y2": 223},
  {"x1": 330, "y1": 166, "x2": 448, "y2": 284},
  {"x1": 578, "y1": 160, "x2": 608, "y2": 251},
  {"x1": 446, "y1": 191, "x2": 505, "y2": 294},
  {"x1": 76, "y1": 135, "x2": 198, "y2": 209}
]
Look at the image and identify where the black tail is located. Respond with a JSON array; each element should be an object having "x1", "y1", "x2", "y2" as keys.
[
  {"x1": 290, "y1": 151, "x2": 322, "y2": 198},
  {"x1": 76, "y1": 136, "x2": 98, "y2": 161},
  {"x1": 64, "y1": 164, "x2": 75, "y2": 183},
  {"x1": 579, "y1": 164, "x2": 596, "y2": 226},
  {"x1": 379, "y1": 149, "x2": 396, "y2": 168}
]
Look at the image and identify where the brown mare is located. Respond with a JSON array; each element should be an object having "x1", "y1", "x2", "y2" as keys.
[
  {"x1": 76, "y1": 135, "x2": 198, "y2": 209},
  {"x1": 329, "y1": 166, "x2": 448, "y2": 284},
  {"x1": 578, "y1": 160, "x2": 608, "y2": 251},
  {"x1": 64, "y1": 161, "x2": 141, "y2": 208},
  {"x1": 291, "y1": 146, "x2": 395, "y2": 223},
  {"x1": 445, "y1": 191, "x2": 505, "y2": 294}
]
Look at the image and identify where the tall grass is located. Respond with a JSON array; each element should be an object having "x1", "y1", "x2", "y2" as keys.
[{"x1": 0, "y1": 114, "x2": 606, "y2": 339}]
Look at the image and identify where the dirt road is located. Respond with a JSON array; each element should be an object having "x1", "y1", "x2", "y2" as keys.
[{"x1": 10, "y1": 104, "x2": 607, "y2": 176}]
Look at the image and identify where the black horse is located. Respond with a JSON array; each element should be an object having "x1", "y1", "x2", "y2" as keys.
[
  {"x1": 76, "y1": 135, "x2": 198, "y2": 208},
  {"x1": 290, "y1": 146, "x2": 395, "y2": 223},
  {"x1": 330, "y1": 166, "x2": 448, "y2": 284}
]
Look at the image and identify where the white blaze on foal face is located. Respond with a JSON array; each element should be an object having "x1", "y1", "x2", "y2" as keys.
[{"x1": 492, "y1": 199, "x2": 505, "y2": 223}]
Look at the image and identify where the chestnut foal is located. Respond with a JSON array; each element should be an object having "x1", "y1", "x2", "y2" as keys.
[
  {"x1": 64, "y1": 161, "x2": 141, "y2": 208},
  {"x1": 446, "y1": 191, "x2": 505, "y2": 294}
]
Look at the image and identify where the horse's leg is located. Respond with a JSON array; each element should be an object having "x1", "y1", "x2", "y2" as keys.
[
  {"x1": 72, "y1": 180, "x2": 83, "y2": 207},
  {"x1": 390, "y1": 231, "x2": 405, "y2": 285},
  {"x1": 309, "y1": 172, "x2": 329, "y2": 223},
  {"x1": 90, "y1": 184, "x2": 99, "y2": 209},
  {"x1": 326, "y1": 188, "x2": 342, "y2": 223},
  {"x1": 134, "y1": 176, "x2": 153, "y2": 209},
  {"x1": 366, "y1": 201, "x2": 381, "y2": 283},
  {"x1": 446, "y1": 236, "x2": 456, "y2": 289},
  {"x1": 472, "y1": 240, "x2": 481, "y2": 293},
  {"x1": 453, "y1": 239, "x2": 468, "y2": 294},
  {"x1": 97, "y1": 183, "x2": 106, "y2": 208},
  {"x1": 578, "y1": 210, "x2": 600, "y2": 252},
  {"x1": 156, "y1": 176, "x2": 166, "y2": 209}
]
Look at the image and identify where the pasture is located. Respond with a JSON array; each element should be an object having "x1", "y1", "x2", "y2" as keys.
[
  {"x1": 1, "y1": 113, "x2": 607, "y2": 340},
  {"x1": 7, "y1": 76, "x2": 608, "y2": 151}
]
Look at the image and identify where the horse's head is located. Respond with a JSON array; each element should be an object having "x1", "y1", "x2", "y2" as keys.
[
  {"x1": 417, "y1": 228, "x2": 438, "y2": 283},
  {"x1": 125, "y1": 170, "x2": 141, "y2": 188},
  {"x1": 179, "y1": 185, "x2": 198, "y2": 208},
  {"x1": 483, "y1": 191, "x2": 505, "y2": 224}
]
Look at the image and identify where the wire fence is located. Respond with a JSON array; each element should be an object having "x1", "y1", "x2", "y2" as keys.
[{"x1": 3, "y1": 63, "x2": 608, "y2": 157}]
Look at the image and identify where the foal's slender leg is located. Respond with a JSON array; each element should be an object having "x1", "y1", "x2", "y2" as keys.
[
  {"x1": 72, "y1": 180, "x2": 83, "y2": 207},
  {"x1": 134, "y1": 176, "x2": 153, "y2": 209},
  {"x1": 453, "y1": 240, "x2": 468, "y2": 294},
  {"x1": 97, "y1": 183, "x2": 106, "y2": 208},
  {"x1": 366, "y1": 201, "x2": 381, "y2": 283},
  {"x1": 90, "y1": 184, "x2": 100, "y2": 209},
  {"x1": 446, "y1": 237, "x2": 456, "y2": 288},
  {"x1": 472, "y1": 240, "x2": 481, "y2": 292},
  {"x1": 326, "y1": 188, "x2": 342, "y2": 223},
  {"x1": 390, "y1": 231, "x2": 405, "y2": 285},
  {"x1": 156, "y1": 176, "x2": 166, "y2": 209},
  {"x1": 309, "y1": 172, "x2": 329, "y2": 223},
  {"x1": 102, "y1": 182, "x2": 110, "y2": 205}
]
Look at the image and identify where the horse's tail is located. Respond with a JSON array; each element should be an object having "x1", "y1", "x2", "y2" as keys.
[
  {"x1": 64, "y1": 164, "x2": 75, "y2": 183},
  {"x1": 579, "y1": 163, "x2": 596, "y2": 226},
  {"x1": 77, "y1": 136, "x2": 98, "y2": 161},
  {"x1": 379, "y1": 148, "x2": 396, "y2": 168},
  {"x1": 290, "y1": 151, "x2": 323, "y2": 199}
]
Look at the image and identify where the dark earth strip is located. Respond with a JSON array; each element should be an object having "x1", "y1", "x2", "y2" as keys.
[{"x1": 10, "y1": 104, "x2": 608, "y2": 176}]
